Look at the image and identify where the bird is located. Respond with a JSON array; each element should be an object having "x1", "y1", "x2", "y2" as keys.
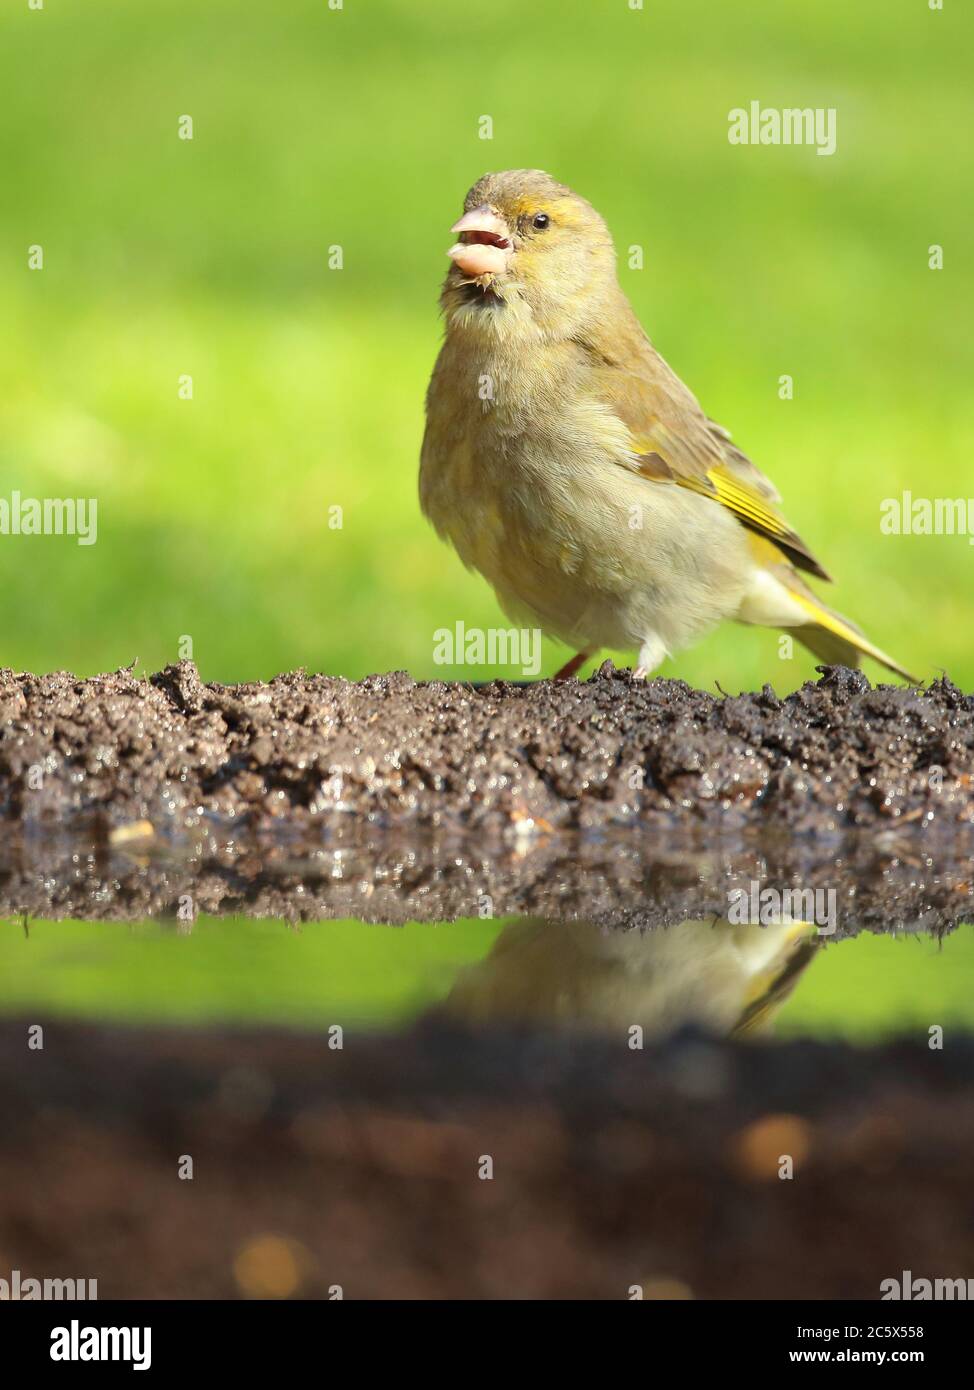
[
  {"x1": 419, "y1": 169, "x2": 914, "y2": 683},
  {"x1": 438, "y1": 913, "x2": 820, "y2": 1041}
]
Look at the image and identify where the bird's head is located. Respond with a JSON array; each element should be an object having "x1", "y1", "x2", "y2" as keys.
[{"x1": 442, "y1": 169, "x2": 617, "y2": 337}]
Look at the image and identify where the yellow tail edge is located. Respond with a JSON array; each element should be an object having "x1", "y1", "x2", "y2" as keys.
[{"x1": 788, "y1": 592, "x2": 918, "y2": 684}]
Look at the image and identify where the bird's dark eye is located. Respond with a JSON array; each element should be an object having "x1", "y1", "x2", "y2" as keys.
[{"x1": 532, "y1": 212, "x2": 550, "y2": 230}]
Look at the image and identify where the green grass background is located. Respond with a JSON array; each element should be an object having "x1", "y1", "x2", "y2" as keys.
[{"x1": 1, "y1": 0, "x2": 970, "y2": 689}]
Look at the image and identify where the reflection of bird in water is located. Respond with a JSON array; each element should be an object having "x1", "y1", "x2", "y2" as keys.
[{"x1": 441, "y1": 916, "x2": 820, "y2": 1040}]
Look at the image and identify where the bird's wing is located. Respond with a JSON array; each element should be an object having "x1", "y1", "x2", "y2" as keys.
[{"x1": 579, "y1": 321, "x2": 831, "y2": 582}]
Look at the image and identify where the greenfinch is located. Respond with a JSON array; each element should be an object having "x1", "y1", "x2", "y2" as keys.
[
  {"x1": 442, "y1": 914, "x2": 819, "y2": 1040},
  {"x1": 420, "y1": 169, "x2": 913, "y2": 682}
]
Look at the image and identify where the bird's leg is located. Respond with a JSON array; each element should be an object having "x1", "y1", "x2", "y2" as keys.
[
  {"x1": 633, "y1": 635, "x2": 668, "y2": 680},
  {"x1": 553, "y1": 650, "x2": 593, "y2": 681}
]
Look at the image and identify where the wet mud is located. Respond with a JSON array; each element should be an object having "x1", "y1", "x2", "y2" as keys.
[
  {"x1": 1, "y1": 660, "x2": 972, "y2": 835},
  {"x1": 1, "y1": 824, "x2": 972, "y2": 933}
]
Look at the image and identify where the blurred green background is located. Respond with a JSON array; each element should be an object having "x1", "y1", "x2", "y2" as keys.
[{"x1": 1, "y1": 0, "x2": 970, "y2": 689}]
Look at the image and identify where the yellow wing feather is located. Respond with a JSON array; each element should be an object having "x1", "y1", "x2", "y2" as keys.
[{"x1": 578, "y1": 307, "x2": 914, "y2": 679}]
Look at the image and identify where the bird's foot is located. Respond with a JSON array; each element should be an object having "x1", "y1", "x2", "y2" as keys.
[
  {"x1": 553, "y1": 650, "x2": 593, "y2": 681},
  {"x1": 634, "y1": 635, "x2": 668, "y2": 680}
]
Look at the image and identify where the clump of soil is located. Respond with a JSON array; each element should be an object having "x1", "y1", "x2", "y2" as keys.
[{"x1": 1, "y1": 660, "x2": 972, "y2": 833}]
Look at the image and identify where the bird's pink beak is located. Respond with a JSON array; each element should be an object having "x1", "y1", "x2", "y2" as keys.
[{"x1": 447, "y1": 205, "x2": 513, "y2": 279}]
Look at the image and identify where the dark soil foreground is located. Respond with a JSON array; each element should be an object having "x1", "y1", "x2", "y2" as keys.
[
  {"x1": 0, "y1": 1019, "x2": 970, "y2": 1299},
  {"x1": 1, "y1": 661, "x2": 973, "y2": 834}
]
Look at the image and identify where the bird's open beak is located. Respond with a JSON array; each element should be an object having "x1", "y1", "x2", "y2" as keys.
[{"x1": 447, "y1": 205, "x2": 513, "y2": 279}]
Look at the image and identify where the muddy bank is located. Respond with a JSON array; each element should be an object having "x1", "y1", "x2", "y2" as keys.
[
  {"x1": 0, "y1": 1018, "x2": 970, "y2": 1299},
  {"x1": 1, "y1": 660, "x2": 972, "y2": 835},
  {"x1": 1, "y1": 825, "x2": 972, "y2": 932}
]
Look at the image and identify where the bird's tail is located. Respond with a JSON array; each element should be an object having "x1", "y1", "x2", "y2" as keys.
[
  {"x1": 738, "y1": 546, "x2": 917, "y2": 682},
  {"x1": 786, "y1": 589, "x2": 917, "y2": 683}
]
